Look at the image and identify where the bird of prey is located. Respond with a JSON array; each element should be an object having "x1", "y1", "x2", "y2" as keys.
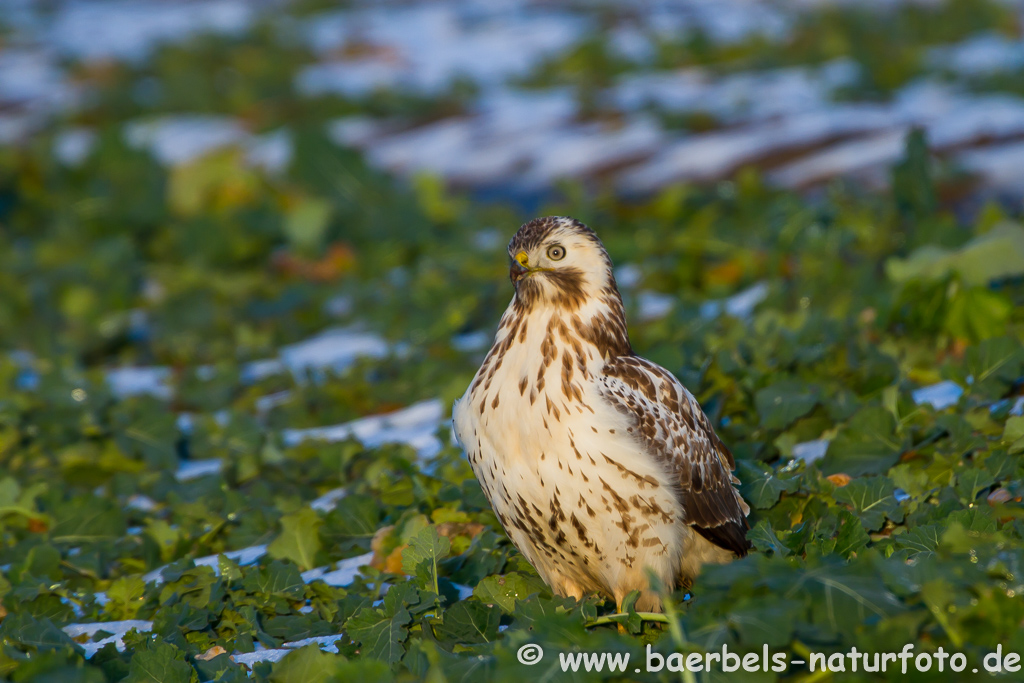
[{"x1": 453, "y1": 216, "x2": 750, "y2": 612}]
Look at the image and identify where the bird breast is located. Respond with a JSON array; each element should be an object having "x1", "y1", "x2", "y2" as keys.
[{"x1": 453, "y1": 306, "x2": 686, "y2": 592}]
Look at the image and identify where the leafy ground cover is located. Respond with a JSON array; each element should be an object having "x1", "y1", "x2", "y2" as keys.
[{"x1": 1, "y1": 2, "x2": 1024, "y2": 682}]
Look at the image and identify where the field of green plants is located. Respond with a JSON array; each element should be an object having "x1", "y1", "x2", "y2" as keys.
[{"x1": 1, "y1": 1, "x2": 1023, "y2": 681}]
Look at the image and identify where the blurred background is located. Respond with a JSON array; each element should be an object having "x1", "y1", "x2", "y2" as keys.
[
  {"x1": 4, "y1": 0, "x2": 1024, "y2": 206},
  {"x1": 6, "y1": 0, "x2": 1024, "y2": 205},
  {"x1": 1, "y1": 1, "x2": 1024, "y2": 678},
  {"x1": 0, "y1": 0, "x2": 1022, "y2": 362}
]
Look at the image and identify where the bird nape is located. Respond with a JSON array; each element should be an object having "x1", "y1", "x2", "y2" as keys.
[{"x1": 453, "y1": 216, "x2": 750, "y2": 613}]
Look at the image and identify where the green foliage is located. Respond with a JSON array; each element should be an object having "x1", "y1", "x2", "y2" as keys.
[
  {"x1": 124, "y1": 642, "x2": 193, "y2": 683},
  {"x1": 267, "y1": 508, "x2": 323, "y2": 571},
  {"x1": 401, "y1": 526, "x2": 450, "y2": 595},
  {"x1": 892, "y1": 128, "x2": 936, "y2": 218}
]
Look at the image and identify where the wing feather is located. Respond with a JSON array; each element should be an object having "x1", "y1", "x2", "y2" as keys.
[{"x1": 598, "y1": 356, "x2": 751, "y2": 556}]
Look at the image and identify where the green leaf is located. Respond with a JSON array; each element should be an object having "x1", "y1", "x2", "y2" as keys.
[
  {"x1": 964, "y1": 337, "x2": 1024, "y2": 399},
  {"x1": 324, "y1": 494, "x2": 382, "y2": 540},
  {"x1": 346, "y1": 603, "x2": 412, "y2": 665},
  {"x1": 50, "y1": 496, "x2": 126, "y2": 542},
  {"x1": 105, "y1": 576, "x2": 146, "y2": 618},
  {"x1": 737, "y1": 460, "x2": 800, "y2": 509},
  {"x1": 893, "y1": 524, "x2": 942, "y2": 555},
  {"x1": 944, "y1": 286, "x2": 1012, "y2": 342},
  {"x1": 242, "y1": 560, "x2": 306, "y2": 599},
  {"x1": 747, "y1": 519, "x2": 791, "y2": 556},
  {"x1": 473, "y1": 572, "x2": 548, "y2": 613},
  {"x1": 803, "y1": 561, "x2": 905, "y2": 639},
  {"x1": 955, "y1": 467, "x2": 995, "y2": 503},
  {"x1": 434, "y1": 601, "x2": 501, "y2": 644},
  {"x1": 0, "y1": 477, "x2": 44, "y2": 519},
  {"x1": 820, "y1": 407, "x2": 904, "y2": 477},
  {"x1": 263, "y1": 615, "x2": 334, "y2": 642},
  {"x1": 269, "y1": 644, "x2": 343, "y2": 683},
  {"x1": 727, "y1": 598, "x2": 802, "y2": 647},
  {"x1": 755, "y1": 380, "x2": 820, "y2": 430},
  {"x1": 0, "y1": 613, "x2": 79, "y2": 653},
  {"x1": 886, "y1": 221, "x2": 1024, "y2": 285},
  {"x1": 284, "y1": 197, "x2": 333, "y2": 255},
  {"x1": 889, "y1": 463, "x2": 932, "y2": 499},
  {"x1": 891, "y1": 127, "x2": 935, "y2": 218},
  {"x1": 619, "y1": 589, "x2": 644, "y2": 634},
  {"x1": 268, "y1": 507, "x2": 323, "y2": 571},
  {"x1": 1003, "y1": 416, "x2": 1024, "y2": 454},
  {"x1": 833, "y1": 510, "x2": 871, "y2": 558},
  {"x1": 124, "y1": 642, "x2": 192, "y2": 683},
  {"x1": 833, "y1": 476, "x2": 903, "y2": 531},
  {"x1": 946, "y1": 508, "x2": 998, "y2": 535},
  {"x1": 401, "y1": 526, "x2": 450, "y2": 594}
]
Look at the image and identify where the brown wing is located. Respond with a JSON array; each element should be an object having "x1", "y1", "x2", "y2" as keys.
[{"x1": 597, "y1": 356, "x2": 751, "y2": 556}]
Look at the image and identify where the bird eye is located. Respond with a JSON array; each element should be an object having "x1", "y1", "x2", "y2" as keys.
[{"x1": 547, "y1": 245, "x2": 566, "y2": 261}]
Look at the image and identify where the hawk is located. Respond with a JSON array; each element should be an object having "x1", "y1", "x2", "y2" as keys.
[{"x1": 453, "y1": 216, "x2": 750, "y2": 613}]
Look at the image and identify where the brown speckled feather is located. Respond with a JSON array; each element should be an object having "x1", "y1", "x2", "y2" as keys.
[{"x1": 599, "y1": 356, "x2": 751, "y2": 556}]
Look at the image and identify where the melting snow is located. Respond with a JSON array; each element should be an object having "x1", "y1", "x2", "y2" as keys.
[
  {"x1": 792, "y1": 439, "x2": 830, "y2": 464},
  {"x1": 53, "y1": 127, "x2": 97, "y2": 166},
  {"x1": 277, "y1": 327, "x2": 390, "y2": 381},
  {"x1": 991, "y1": 396, "x2": 1024, "y2": 416},
  {"x1": 104, "y1": 327, "x2": 388, "y2": 399},
  {"x1": 521, "y1": 117, "x2": 662, "y2": 188},
  {"x1": 614, "y1": 264, "x2": 643, "y2": 290},
  {"x1": 0, "y1": 48, "x2": 79, "y2": 143},
  {"x1": 636, "y1": 291, "x2": 675, "y2": 321},
  {"x1": 125, "y1": 494, "x2": 158, "y2": 512},
  {"x1": 246, "y1": 128, "x2": 293, "y2": 175},
  {"x1": 45, "y1": 0, "x2": 253, "y2": 63},
  {"x1": 124, "y1": 116, "x2": 248, "y2": 166},
  {"x1": 300, "y1": 552, "x2": 375, "y2": 587},
  {"x1": 929, "y1": 33, "x2": 1024, "y2": 77},
  {"x1": 912, "y1": 381, "x2": 964, "y2": 411},
  {"x1": 611, "y1": 60, "x2": 859, "y2": 124},
  {"x1": 282, "y1": 399, "x2": 445, "y2": 458},
  {"x1": 770, "y1": 128, "x2": 907, "y2": 188},
  {"x1": 299, "y1": 5, "x2": 585, "y2": 95},
  {"x1": 959, "y1": 140, "x2": 1024, "y2": 191},
  {"x1": 309, "y1": 487, "x2": 348, "y2": 513},
  {"x1": 254, "y1": 390, "x2": 294, "y2": 414},
  {"x1": 699, "y1": 282, "x2": 769, "y2": 320},
  {"x1": 231, "y1": 633, "x2": 345, "y2": 666},
  {"x1": 105, "y1": 366, "x2": 172, "y2": 400},
  {"x1": 123, "y1": 117, "x2": 295, "y2": 172},
  {"x1": 63, "y1": 620, "x2": 153, "y2": 658},
  {"x1": 175, "y1": 459, "x2": 224, "y2": 482},
  {"x1": 452, "y1": 330, "x2": 492, "y2": 353},
  {"x1": 142, "y1": 544, "x2": 269, "y2": 585}
]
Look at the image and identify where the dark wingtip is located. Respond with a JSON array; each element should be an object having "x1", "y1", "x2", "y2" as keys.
[{"x1": 693, "y1": 516, "x2": 752, "y2": 558}]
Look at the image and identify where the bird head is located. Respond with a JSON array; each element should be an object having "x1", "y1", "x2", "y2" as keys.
[{"x1": 507, "y1": 216, "x2": 617, "y2": 311}]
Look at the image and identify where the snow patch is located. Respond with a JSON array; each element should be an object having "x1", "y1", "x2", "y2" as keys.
[
  {"x1": 63, "y1": 620, "x2": 153, "y2": 658},
  {"x1": 105, "y1": 366, "x2": 172, "y2": 400},
  {"x1": 699, "y1": 282, "x2": 769, "y2": 320},
  {"x1": 912, "y1": 381, "x2": 964, "y2": 411},
  {"x1": 175, "y1": 459, "x2": 224, "y2": 482},
  {"x1": 282, "y1": 399, "x2": 445, "y2": 458},
  {"x1": 792, "y1": 439, "x2": 830, "y2": 464}
]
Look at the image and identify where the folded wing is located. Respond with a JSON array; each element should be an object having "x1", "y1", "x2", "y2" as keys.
[{"x1": 597, "y1": 356, "x2": 751, "y2": 556}]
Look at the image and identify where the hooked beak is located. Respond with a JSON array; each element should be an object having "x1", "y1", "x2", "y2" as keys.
[{"x1": 510, "y1": 251, "x2": 531, "y2": 284}]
